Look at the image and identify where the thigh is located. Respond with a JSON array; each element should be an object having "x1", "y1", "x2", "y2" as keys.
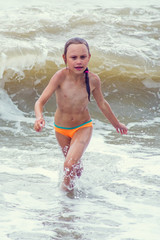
[
  {"x1": 66, "y1": 126, "x2": 93, "y2": 163},
  {"x1": 55, "y1": 131, "x2": 71, "y2": 157}
]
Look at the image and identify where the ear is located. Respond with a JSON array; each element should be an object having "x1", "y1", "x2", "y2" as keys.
[{"x1": 63, "y1": 54, "x2": 67, "y2": 65}]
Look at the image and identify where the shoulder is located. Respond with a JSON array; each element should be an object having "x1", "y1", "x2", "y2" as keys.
[
  {"x1": 89, "y1": 71, "x2": 101, "y2": 91},
  {"x1": 88, "y1": 71, "x2": 104, "y2": 104},
  {"x1": 49, "y1": 68, "x2": 67, "y2": 86},
  {"x1": 51, "y1": 68, "x2": 67, "y2": 81}
]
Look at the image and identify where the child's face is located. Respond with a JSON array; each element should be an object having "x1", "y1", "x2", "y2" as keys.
[{"x1": 63, "y1": 44, "x2": 91, "y2": 74}]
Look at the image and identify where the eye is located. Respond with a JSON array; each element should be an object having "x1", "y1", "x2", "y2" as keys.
[
  {"x1": 71, "y1": 56, "x2": 77, "y2": 60},
  {"x1": 80, "y1": 55, "x2": 87, "y2": 59}
]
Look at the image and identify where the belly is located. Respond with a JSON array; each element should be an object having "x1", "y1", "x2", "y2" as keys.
[{"x1": 54, "y1": 108, "x2": 91, "y2": 128}]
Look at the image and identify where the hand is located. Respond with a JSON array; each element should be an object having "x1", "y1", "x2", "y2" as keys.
[
  {"x1": 34, "y1": 117, "x2": 45, "y2": 132},
  {"x1": 116, "y1": 123, "x2": 128, "y2": 135}
]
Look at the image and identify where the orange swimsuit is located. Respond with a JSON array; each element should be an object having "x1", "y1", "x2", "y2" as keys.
[{"x1": 54, "y1": 120, "x2": 93, "y2": 138}]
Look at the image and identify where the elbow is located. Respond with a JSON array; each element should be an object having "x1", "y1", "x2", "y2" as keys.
[
  {"x1": 99, "y1": 100, "x2": 111, "y2": 116},
  {"x1": 35, "y1": 99, "x2": 43, "y2": 110},
  {"x1": 98, "y1": 100, "x2": 108, "y2": 112},
  {"x1": 35, "y1": 99, "x2": 40, "y2": 109}
]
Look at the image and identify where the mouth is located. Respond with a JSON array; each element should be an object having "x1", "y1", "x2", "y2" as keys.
[{"x1": 75, "y1": 66, "x2": 83, "y2": 71}]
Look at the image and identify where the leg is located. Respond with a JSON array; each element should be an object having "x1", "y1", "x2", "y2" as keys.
[
  {"x1": 63, "y1": 127, "x2": 93, "y2": 191},
  {"x1": 55, "y1": 131, "x2": 71, "y2": 157}
]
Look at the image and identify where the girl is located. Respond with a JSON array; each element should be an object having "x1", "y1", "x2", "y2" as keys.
[{"x1": 34, "y1": 37, "x2": 128, "y2": 191}]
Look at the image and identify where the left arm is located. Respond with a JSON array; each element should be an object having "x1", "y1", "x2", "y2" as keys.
[{"x1": 92, "y1": 75, "x2": 128, "y2": 135}]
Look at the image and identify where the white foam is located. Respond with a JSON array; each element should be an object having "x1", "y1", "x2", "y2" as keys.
[
  {"x1": 142, "y1": 78, "x2": 160, "y2": 88},
  {"x1": 0, "y1": 89, "x2": 24, "y2": 121},
  {"x1": 0, "y1": 45, "x2": 48, "y2": 81},
  {"x1": 0, "y1": 165, "x2": 58, "y2": 182}
]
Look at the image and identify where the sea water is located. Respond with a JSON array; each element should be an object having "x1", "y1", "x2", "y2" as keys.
[{"x1": 0, "y1": 0, "x2": 160, "y2": 239}]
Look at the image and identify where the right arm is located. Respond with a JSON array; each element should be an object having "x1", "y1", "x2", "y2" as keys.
[{"x1": 34, "y1": 70, "x2": 63, "y2": 132}]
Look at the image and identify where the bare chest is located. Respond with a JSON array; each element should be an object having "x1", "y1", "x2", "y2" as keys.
[{"x1": 61, "y1": 80, "x2": 87, "y2": 101}]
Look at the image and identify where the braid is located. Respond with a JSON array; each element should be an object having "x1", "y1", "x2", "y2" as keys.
[{"x1": 84, "y1": 67, "x2": 90, "y2": 101}]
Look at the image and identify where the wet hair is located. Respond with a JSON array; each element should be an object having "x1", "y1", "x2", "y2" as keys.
[{"x1": 63, "y1": 37, "x2": 91, "y2": 101}]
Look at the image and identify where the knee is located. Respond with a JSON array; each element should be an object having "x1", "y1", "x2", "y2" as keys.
[
  {"x1": 64, "y1": 158, "x2": 77, "y2": 172},
  {"x1": 64, "y1": 160, "x2": 75, "y2": 179},
  {"x1": 64, "y1": 158, "x2": 83, "y2": 178}
]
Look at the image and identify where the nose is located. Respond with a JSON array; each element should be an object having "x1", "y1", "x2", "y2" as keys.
[{"x1": 76, "y1": 57, "x2": 82, "y2": 65}]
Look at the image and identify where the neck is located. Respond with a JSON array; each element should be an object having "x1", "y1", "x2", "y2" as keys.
[{"x1": 68, "y1": 69, "x2": 85, "y2": 81}]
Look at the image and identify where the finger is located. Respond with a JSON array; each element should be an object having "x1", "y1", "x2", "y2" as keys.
[
  {"x1": 122, "y1": 129, "x2": 128, "y2": 135},
  {"x1": 116, "y1": 128, "x2": 120, "y2": 133},
  {"x1": 34, "y1": 121, "x2": 42, "y2": 132},
  {"x1": 42, "y1": 120, "x2": 45, "y2": 127}
]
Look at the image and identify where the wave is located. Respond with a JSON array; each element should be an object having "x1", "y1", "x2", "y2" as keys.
[
  {"x1": 1, "y1": 46, "x2": 160, "y2": 88},
  {"x1": 0, "y1": 3, "x2": 160, "y2": 87},
  {"x1": 0, "y1": 2, "x2": 160, "y2": 120},
  {"x1": 0, "y1": 88, "x2": 24, "y2": 121}
]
